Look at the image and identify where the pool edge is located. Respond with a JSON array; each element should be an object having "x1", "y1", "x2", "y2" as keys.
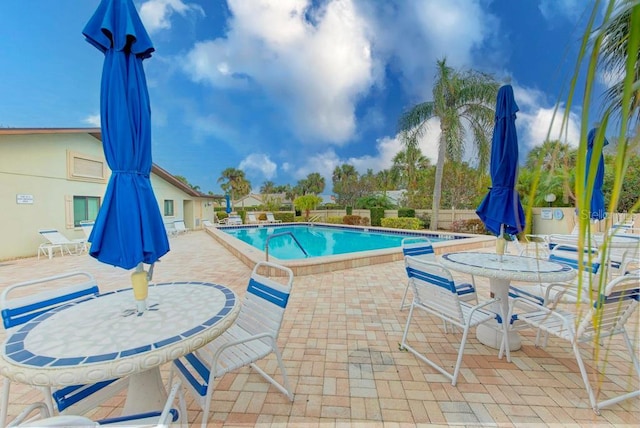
[{"x1": 204, "y1": 223, "x2": 496, "y2": 276}]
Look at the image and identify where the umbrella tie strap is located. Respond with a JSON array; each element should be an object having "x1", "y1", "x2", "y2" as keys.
[{"x1": 112, "y1": 170, "x2": 149, "y2": 178}]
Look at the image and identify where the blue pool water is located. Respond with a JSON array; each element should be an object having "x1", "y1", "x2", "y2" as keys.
[{"x1": 221, "y1": 224, "x2": 452, "y2": 260}]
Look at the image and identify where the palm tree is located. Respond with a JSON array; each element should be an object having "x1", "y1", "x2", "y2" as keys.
[
  {"x1": 260, "y1": 180, "x2": 277, "y2": 194},
  {"x1": 391, "y1": 145, "x2": 431, "y2": 208},
  {"x1": 332, "y1": 164, "x2": 359, "y2": 207},
  {"x1": 398, "y1": 58, "x2": 498, "y2": 229},
  {"x1": 597, "y1": 0, "x2": 639, "y2": 125},
  {"x1": 217, "y1": 168, "x2": 251, "y2": 207},
  {"x1": 300, "y1": 172, "x2": 325, "y2": 195}
]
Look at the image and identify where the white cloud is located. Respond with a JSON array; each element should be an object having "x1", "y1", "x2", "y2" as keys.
[
  {"x1": 181, "y1": 0, "x2": 375, "y2": 144},
  {"x1": 139, "y1": 0, "x2": 204, "y2": 34},
  {"x1": 83, "y1": 114, "x2": 100, "y2": 127},
  {"x1": 539, "y1": 0, "x2": 586, "y2": 22},
  {"x1": 239, "y1": 153, "x2": 278, "y2": 180}
]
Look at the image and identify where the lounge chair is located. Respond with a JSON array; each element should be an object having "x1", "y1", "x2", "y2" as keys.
[
  {"x1": 266, "y1": 212, "x2": 282, "y2": 223},
  {"x1": 37, "y1": 229, "x2": 86, "y2": 259},
  {"x1": 227, "y1": 214, "x2": 243, "y2": 225},
  {"x1": 202, "y1": 219, "x2": 215, "y2": 228},
  {"x1": 246, "y1": 212, "x2": 261, "y2": 224},
  {"x1": 1, "y1": 272, "x2": 128, "y2": 426},
  {"x1": 169, "y1": 261, "x2": 294, "y2": 428},
  {"x1": 173, "y1": 220, "x2": 188, "y2": 234}
]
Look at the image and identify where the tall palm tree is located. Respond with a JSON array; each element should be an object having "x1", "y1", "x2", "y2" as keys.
[
  {"x1": 332, "y1": 164, "x2": 359, "y2": 207},
  {"x1": 302, "y1": 172, "x2": 326, "y2": 195},
  {"x1": 217, "y1": 168, "x2": 251, "y2": 206},
  {"x1": 398, "y1": 58, "x2": 498, "y2": 229},
  {"x1": 260, "y1": 180, "x2": 277, "y2": 194},
  {"x1": 392, "y1": 145, "x2": 431, "y2": 208},
  {"x1": 597, "y1": 0, "x2": 639, "y2": 125}
]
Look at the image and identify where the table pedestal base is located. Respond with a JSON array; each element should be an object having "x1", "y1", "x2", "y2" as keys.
[
  {"x1": 475, "y1": 277, "x2": 521, "y2": 352},
  {"x1": 122, "y1": 368, "x2": 168, "y2": 415}
]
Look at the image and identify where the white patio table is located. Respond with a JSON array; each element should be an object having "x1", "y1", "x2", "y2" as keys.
[
  {"x1": 440, "y1": 252, "x2": 576, "y2": 351},
  {"x1": 0, "y1": 281, "x2": 239, "y2": 416}
]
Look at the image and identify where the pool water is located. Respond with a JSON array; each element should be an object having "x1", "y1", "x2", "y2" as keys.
[{"x1": 221, "y1": 225, "x2": 451, "y2": 260}]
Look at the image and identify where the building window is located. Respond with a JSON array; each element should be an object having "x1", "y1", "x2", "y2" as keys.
[
  {"x1": 73, "y1": 196, "x2": 100, "y2": 227},
  {"x1": 67, "y1": 151, "x2": 107, "y2": 183},
  {"x1": 164, "y1": 200, "x2": 175, "y2": 217}
]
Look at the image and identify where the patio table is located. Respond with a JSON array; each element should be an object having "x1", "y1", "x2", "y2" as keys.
[
  {"x1": 0, "y1": 281, "x2": 238, "y2": 416},
  {"x1": 440, "y1": 252, "x2": 576, "y2": 351}
]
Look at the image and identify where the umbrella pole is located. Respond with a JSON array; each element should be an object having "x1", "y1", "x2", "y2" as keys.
[
  {"x1": 131, "y1": 262, "x2": 149, "y2": 313},
  {"x1": 496, "y1": 224, "x2": 506, "y2": 262}
]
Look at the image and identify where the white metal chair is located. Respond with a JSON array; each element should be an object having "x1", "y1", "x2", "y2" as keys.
[
  {"x1": 399, "y1": 237, "x2": 476, "y2": 311},
  {"x1": 400, "y1": 256, "x2": 506, "y2": 386},
  {"x1": 169, "y1": 261, "x2": 295, "y2": 428},
  {"x1": 7, "y1": 379, "x2": 186, "y2": 427},
  {"x1": 502, "y1": 272, "x2": 640, "y2": 414},
  {"x1": 509, "y1": 244, "x2": 601, "y2": 308},
  {"x1": 1, "y1": 272, "x2": 128, "y2": 426}
]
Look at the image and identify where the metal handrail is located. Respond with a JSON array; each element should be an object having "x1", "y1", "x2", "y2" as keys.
[{"x1": 265, "y1": 232, "x2": 308, "y2": 261}]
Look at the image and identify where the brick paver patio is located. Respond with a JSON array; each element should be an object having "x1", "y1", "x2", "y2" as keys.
[{"x1": 1, "y1": 230, "x2": 638, "y2": 426}]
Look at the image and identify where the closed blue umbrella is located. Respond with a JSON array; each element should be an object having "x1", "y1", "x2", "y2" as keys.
[
  {"x1": 476, "y1": 85, "x2": 525, "y2": 236},
  {"x1": 585, "y1": 127, "x2": 609, "y2": 220},
  {"x1": 83, "y1": 0, "x2": 169, "y2": 270},
  {"x1": 225, "y1": 194, "x2": 232, "y2": 214}
]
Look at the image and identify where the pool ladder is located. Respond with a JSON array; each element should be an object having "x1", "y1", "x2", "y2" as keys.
[{"x1": 265, "y1": 232, "x2": 308, "y2": 261}]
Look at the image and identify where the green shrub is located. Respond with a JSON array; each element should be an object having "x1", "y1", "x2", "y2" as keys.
[
  {"x1": 276, "y1": 212, "x2": 295, "y2": 222},
  {"x1": 346, "y1": 206, "x2": 353, "y2": 215},
  {"x1": 326, "y1": 216, "x2": 344, "y2": 224},
  {"x1": 381, "y1": 217, "x2": 421, "y2": 230},
  {"x1": 416, "y1": 212, "x2": 430, "y2": 229},
  {"x1": 369, "y1": 207, "x2": 385, "y2": 226},
  {"x1": 397, "y1": 208, "x2": 415, "y2": 218}
]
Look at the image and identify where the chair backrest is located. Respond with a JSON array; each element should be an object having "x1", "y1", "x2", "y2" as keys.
[
  {"x1": 236, "y1": 261, "x2": 294, "y2": 338},
  {"x1": 266, "y1": 213, "x2": 276, "y2": 221},
  {"x1": 79, "y1": 221, "x2": 94, "y2": 240},
  {"x1": 404, "y1": 256, "x2": 464, "y2": 323},
  {"x1": 247, "y1": 213, "x2": 257, "y2": 222},
  {"x1": 202, "y1": 220, "x2": 214, "y2": 227},
  {"x1": 174, "y1": 220, "x2": 187, "y2": 232},
  {"x1": 577, "y1": 273, "x2": 640, "y2": 339},
  {"x1": 1, "y1": 272, "x2": 99, "y2": 330},
  {"x1": 228, "y1": 215, "x2": 242, "y2": 225},
  {"x1": 38, "y1": 229, "x2": 73, "y2": 245},
  {"x1": 401, "y1": 237, "x2": 435, "y2": 260}
]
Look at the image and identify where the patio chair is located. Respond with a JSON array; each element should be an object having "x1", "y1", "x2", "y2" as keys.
[
  {"x1": 7, "y1": 379, "x2": 186, "y2": 427},
  {"x1": 266, "y1": 212, "x2": 282, "y2": 223},
  {"x1": 37, "y1": 229, "x2": 86, "y2": 259},
  {"x1": 246, "y1": 212, "x2": 262, "y2": 224},
  {"x1": 400, "y1": 256, "x2": 506, "y2": 386},
  {"x1": 169, "y1": 261, "x2": 294, "y2": 428},
  {"x1": 227, "y1": 214, "x2": 243, "y2": 225},
  {"x1": 1, "y1": 272, "x2": 128, "y2": 426},
  {"x1": 79, "y1": 221, "x2": 94, "y2": 251},
  {"x1": 399, "y1": 237, "x2": 476, "y2": 311},
  {"x1": 502, "y1": 272, "x2": 640, "y2": 415},
  {"x1": 202, "y1": 219, "x2": 214, "y2": 228},
  {"x1": 173, "y1": 220, "x2": 188, "y2": 234},
  {"x1": 509, "y1": 243, "x2": 601, "y2": 308}
]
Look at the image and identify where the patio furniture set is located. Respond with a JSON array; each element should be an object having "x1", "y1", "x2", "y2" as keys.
[{"x1": 2, "y1": 233, "x2": 638, "y2": 425}]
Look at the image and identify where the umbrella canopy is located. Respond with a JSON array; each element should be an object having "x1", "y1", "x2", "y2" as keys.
[
  {"x1": 476, "y1": 84, "x2": 525, "y2": 236},
  {"x1": 585, "y1": 127, "x2": 609, "y2": 220},
  {"x1": 225, "y1": 194, "x2": 232, "y2": 214},
  {"x1": 83, "y1": 0, "x2": 169, "y2": 270}
]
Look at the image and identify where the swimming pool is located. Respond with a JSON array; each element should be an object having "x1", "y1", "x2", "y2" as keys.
[
  {"x1": 222, "y1": 224, "x2": 453, "y2": 260},
  {"x1": 205, "y1": 222, "x2": 494, "y2": 276}
]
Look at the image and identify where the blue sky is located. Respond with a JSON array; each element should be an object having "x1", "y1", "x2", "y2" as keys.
[{"x1": 0, "y1": 0, "x2": 610, "y2": 194}]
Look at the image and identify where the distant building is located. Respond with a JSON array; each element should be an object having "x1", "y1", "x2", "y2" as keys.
[{"x1": 0, "y1": 128, "x2": 217, "y2": 260}]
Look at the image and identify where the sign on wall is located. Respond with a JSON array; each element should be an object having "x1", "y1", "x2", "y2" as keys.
[{"x1": 16, "y1": 194, "x2": 34, "y2": 204}]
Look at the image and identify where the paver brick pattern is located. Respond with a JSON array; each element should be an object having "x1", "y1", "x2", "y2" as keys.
[{"x1": 0, "y1": 230, "x2": 638, "y2": 426}]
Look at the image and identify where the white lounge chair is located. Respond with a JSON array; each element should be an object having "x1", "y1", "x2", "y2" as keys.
[
  {"x1": 169, "y1": 261, "x2": 294, "y2": 428},
  {"x1": 202, "y1": 219, "x2": 215, "y2": 228},
  {"x1": 400, "y1": 256, "x2": 506, "y2": 386},
  {"x1": 503, "y1": 272, "x2": 640, "y2": 414},
  {"x1": 266, "y1": 212, "x2": 282, "y2": 223},
  {"x1": 246, "y1": 212, "x2": 261, "y2": 224},
  {"x1": 1, "y1": 272, "x2": 128, "y2": 426},
  {"x1": 173, "y1": 220, "x2": 188, "y2": 234},
  {"x1": 226, "y1": 214, "x2": 243, "y2": 225},
  {"x1": 37, "y1": 229, "x2": 86, "y2": 259}
]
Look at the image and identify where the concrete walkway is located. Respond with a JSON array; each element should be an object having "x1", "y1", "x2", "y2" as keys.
[{"x1": 1, "y1": 231, "x2": 638, "y2": 426}]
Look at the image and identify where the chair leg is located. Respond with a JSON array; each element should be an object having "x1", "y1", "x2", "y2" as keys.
[
  {"x1": 399, "y1": 281, "x2": 411, "y2": 310},
  {"x1": 451, "y1": 326, "x2": 471, "y2": 386},
  {"x1": 1, "y1": 378, "x2": 9, "y2": 427},
  {"x1": 250, "y1": 341, "x2": 294, "y2": 400}
]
